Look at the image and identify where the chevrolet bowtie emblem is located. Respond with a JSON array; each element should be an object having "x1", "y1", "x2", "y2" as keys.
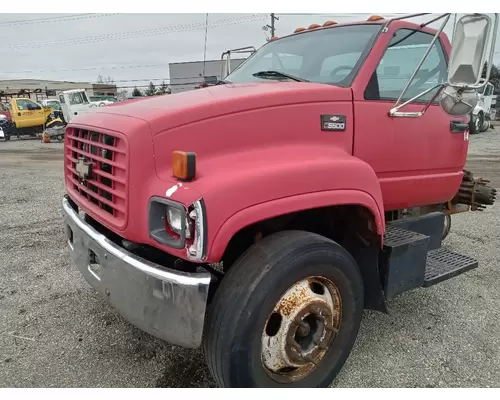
[{"x1": 75, "y1": 157, "x2": 92, "y2": 181}]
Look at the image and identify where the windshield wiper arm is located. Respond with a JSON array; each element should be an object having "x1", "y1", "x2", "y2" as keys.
[{"x1": 252, "y1": 70, "x2": 309, "y2": 82}]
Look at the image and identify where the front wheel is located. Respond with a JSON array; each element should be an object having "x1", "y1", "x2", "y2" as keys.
[
  {"x1": 203, "y1": 230, "x2": 364, "y2": 388},
  {"x1": 469, "y1": 112, "x2": 483, "y2": 134}
]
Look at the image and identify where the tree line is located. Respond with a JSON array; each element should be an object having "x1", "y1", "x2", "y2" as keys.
[{"x1": 132, "y1": 81, "x2": 170, "y2": 97}]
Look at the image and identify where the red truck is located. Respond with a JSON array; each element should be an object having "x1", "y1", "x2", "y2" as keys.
[
  {"x1": 62, "y1": 13, "x2": 498, "y2": 387},
  {"x1": 0, "y1": 102, "x2": 11, "y2": 120}
]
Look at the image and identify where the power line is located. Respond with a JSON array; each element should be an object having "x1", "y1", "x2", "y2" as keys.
[
  {"x1": 3, "y1": 80, "x2": 222, "y2": 91},
  {"x1": 0, "y1": 13, "x2": 120, "y2": 26},
  {"x1": 0, "y1": 76, "x2": 215, "y2": 85},
  {"x1": 276, "y1": 13, "x2": 407, "y2": 17},
  {"x1": 0, "y1": 14, "x2": 267, "y2": 50},
  {"x1": 1, "y1": 64, "x2": 171, "y2": 74}
]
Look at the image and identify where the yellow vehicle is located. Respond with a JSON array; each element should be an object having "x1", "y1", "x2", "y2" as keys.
[{"x1": 3, "y1": 97, "x2": 64, "y2": 139}]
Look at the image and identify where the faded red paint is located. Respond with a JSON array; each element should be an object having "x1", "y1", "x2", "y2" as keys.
[{"x1": 64, "y1": 19, "x2": 468, "y2": 263}]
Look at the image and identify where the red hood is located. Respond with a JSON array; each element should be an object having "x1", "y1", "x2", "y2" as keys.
[{"x1": 88, "y1": 82, "x2": 352, "y2": 135}]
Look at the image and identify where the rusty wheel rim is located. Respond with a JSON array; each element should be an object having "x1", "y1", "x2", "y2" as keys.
[{"x1": 260, "y1": 276, "x2": 342, "y2": 383}]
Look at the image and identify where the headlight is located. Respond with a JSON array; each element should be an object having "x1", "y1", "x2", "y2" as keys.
[{"x1": 166, "y1": 207, "x2": 191, "y2": 238}]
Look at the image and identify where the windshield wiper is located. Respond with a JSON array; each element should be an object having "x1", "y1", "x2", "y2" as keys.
[{"x1": 252, "y1": 70, "x2": 309, "y2": 82}]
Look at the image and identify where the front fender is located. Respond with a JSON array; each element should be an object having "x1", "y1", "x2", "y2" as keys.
[
  {"x1": 208, "y1": 189, "x2": 384, "y2": 262},
  {"x1": 190, "y1": 145, "x2": 385, "y2": 262},
  {"x1": 472, "y1": 105, "x2": 483, "y2": 116}
]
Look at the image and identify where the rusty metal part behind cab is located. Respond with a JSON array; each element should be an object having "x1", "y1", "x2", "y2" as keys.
[{"x1": 451, "y1": 170, "x2": 497, "y2": 212}]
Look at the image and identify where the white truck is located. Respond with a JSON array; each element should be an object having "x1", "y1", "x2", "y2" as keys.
[
  {"x1": 470, "y1": 81, "x2": 496, "y2": 133},
  {"x1": 58, "y1": 89, "x2": 95, "y2": 124}
]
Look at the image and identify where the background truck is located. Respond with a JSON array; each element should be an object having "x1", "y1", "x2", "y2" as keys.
[
  {"x1": 58, "y1": 89, "x2": 94, "y2": 124},
  {"x1": 469, "y1": 81, "x2": 496, "y2": 134},
  {"x1": 1, "y1": 97, "x2": 63, "y2": 140},
  {"x1": 62, "y1": 13, "x2": 498, "y2": 388}
]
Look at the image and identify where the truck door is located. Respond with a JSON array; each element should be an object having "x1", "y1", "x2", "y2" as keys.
[
  {"x1": 478, "y1": 82, "x2": 494, "y2": 115},
  {"x1": 66, "y1": 91, "x2": 93, "y2": 120},
  {"x1": 14, "y1": 98, "x2": 45, "y2": 128},
  {"x1": 59, "y1": 94, "x2": 70, "y2": 123},
  {"x1": 352, "y1": 28, "x2": 468, "y2": 210}
]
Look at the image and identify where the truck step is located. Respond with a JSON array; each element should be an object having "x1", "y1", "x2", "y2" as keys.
[
  {"x1": 381, "y1": 226, "x2": 430, "y2": 300},
  {"x1": 423, "y1": 248, "x2": 478, "y2": 287}
]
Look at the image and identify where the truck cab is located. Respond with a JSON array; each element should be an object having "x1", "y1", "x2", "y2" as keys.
[
  {"x1": 58, "y1": 89, "x2": 93, "y2": 124},
  {"x1": 2, "y1": 97, "x2": 58, "y2": 139},
  {"x1": 470, "y1": 81, "x2": 496, "y2": 133},
  {"x1": 10, "y1": 97, "x2": 52, "y2": 129},
  {"x1": 61, "y1": 14, "x2": 498, "y2": 388}
]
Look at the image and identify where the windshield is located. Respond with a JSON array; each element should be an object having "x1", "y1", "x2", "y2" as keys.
[
  {"x1": 226, "y1": 24, "x2": 382, "y2": 87},
  {"x1": 47, "y1": 101, "x2": 61, "y2": 110}
]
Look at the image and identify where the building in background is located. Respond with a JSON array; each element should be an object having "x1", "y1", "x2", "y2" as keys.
[
  {"x1": 0, "y1": 79, "x2": 117, "y2": 102},
  {"x1": 168, "y1": 58, "x2": 247, "y2": 94}
]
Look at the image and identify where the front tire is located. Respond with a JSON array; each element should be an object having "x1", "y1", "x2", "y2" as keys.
[
  {"x1": 203, "y1": 230, "x2": 364, "y2": 388},
  {"x1": 469, "y1": 112, "x2": 483, "y2": 134}
]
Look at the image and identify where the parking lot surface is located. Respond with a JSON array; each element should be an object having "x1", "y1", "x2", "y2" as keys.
[{"x1": 0, "y1": 128, "x2": 499, "y2": 388}]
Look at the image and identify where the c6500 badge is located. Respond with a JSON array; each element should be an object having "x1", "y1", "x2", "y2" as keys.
[{"x1": 321, "y1": 114, "x2": 346, "y2": 131}]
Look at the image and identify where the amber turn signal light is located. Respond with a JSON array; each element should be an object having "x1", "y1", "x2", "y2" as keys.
[
  {"x1": 308, "y1": 24, "x2": 321, "y2": 30},
  {"x1": 172, "y1": 151, "x2": 196, "y2": 181},
  {"x1": 294, "y1": 27, "x2": 306, "y2": 33},
  {"x1": 367, "y1": 15, "x2": 384, "y2": 21},
  {"x1": 323, "y1": 20, "x2": 337, "y2": 26}
]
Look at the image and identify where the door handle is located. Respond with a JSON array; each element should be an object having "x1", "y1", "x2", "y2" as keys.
[
  {"x1": 17, "y1": 112, "x2": 21, "y2": 116},
  {"x1": 450, "y1": 120, "x2": 468, "y2": 133}
]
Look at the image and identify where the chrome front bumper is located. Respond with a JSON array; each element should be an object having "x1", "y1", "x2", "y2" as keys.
[{"x1": 62, "y1": 197, "x2": 211, "y2": 348}]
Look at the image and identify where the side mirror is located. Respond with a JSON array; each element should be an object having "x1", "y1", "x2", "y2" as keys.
[
  {"x1": 440, "y1": 13, "x2": 498, "y2": 117},
  {"x1": 447, "y1": 14, "x2": 492, "y2": 87}
]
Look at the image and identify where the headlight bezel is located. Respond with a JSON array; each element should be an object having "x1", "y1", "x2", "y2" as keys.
[
  {"x1": 148, "y1": 196, "x2": 188, "y2": 249},
  {"x1": 186, "y1": 199, "x2": 207, "y2": 261},
  {"x1": 148, "y1": 196, "x2": 207, "y2": 261}
]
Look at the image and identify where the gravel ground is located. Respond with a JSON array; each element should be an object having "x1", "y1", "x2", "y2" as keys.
[{"x1": 0, "y1": 127, "x2": 499, "y2": 388}]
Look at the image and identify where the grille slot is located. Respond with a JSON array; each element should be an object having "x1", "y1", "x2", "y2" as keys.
[{"x1": 65, "y1": 128, "x2": 127, "y2": 228}]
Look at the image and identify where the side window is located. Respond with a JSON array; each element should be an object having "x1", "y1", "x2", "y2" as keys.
[
  {"x1": 27, "y1": 100, "x2": 42, "y2": 110},
  {"x1": 366, "y1": 29, "x2": 448, "y2": 102},
  {"x1": 69, "y1": 92, "x2": 84, "y2": 105},
  {"x1": 16, "y1": 99, "x2": 42, "y2": 111},
  {"x1": 59, "y1": 94, "x2": 66, "y2": 104},
  {"x1": 485, "y1": 84, "x2": 493, "y2": 96}
]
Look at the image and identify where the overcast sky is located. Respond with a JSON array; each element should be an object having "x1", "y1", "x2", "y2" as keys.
[{"x1": 1, "y1": 13, "x2": 499, "y2": 93}]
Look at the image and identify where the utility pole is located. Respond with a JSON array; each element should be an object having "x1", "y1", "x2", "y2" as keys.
[
  {"x1": 270, "y1": 13, "x2": 279, "y2": 36},
  {"x1": 263, "y1": 13, "x2": 279, "y2": 39}
]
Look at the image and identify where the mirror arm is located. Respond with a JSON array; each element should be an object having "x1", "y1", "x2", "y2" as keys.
[
  {"x1": 390, "y1": 84, "x2": 444, "y2": 117},
  {"x1": 393, "y1": 13, "x2": 451, "y2": 110}
]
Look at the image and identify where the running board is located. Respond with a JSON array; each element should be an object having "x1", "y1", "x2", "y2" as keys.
[
  {"x1": 423, "y1": 248, "x2": 478, "y2": 287},
  {"x1": 381, "y1": 224, "x2": 478, "y2": 300}
]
